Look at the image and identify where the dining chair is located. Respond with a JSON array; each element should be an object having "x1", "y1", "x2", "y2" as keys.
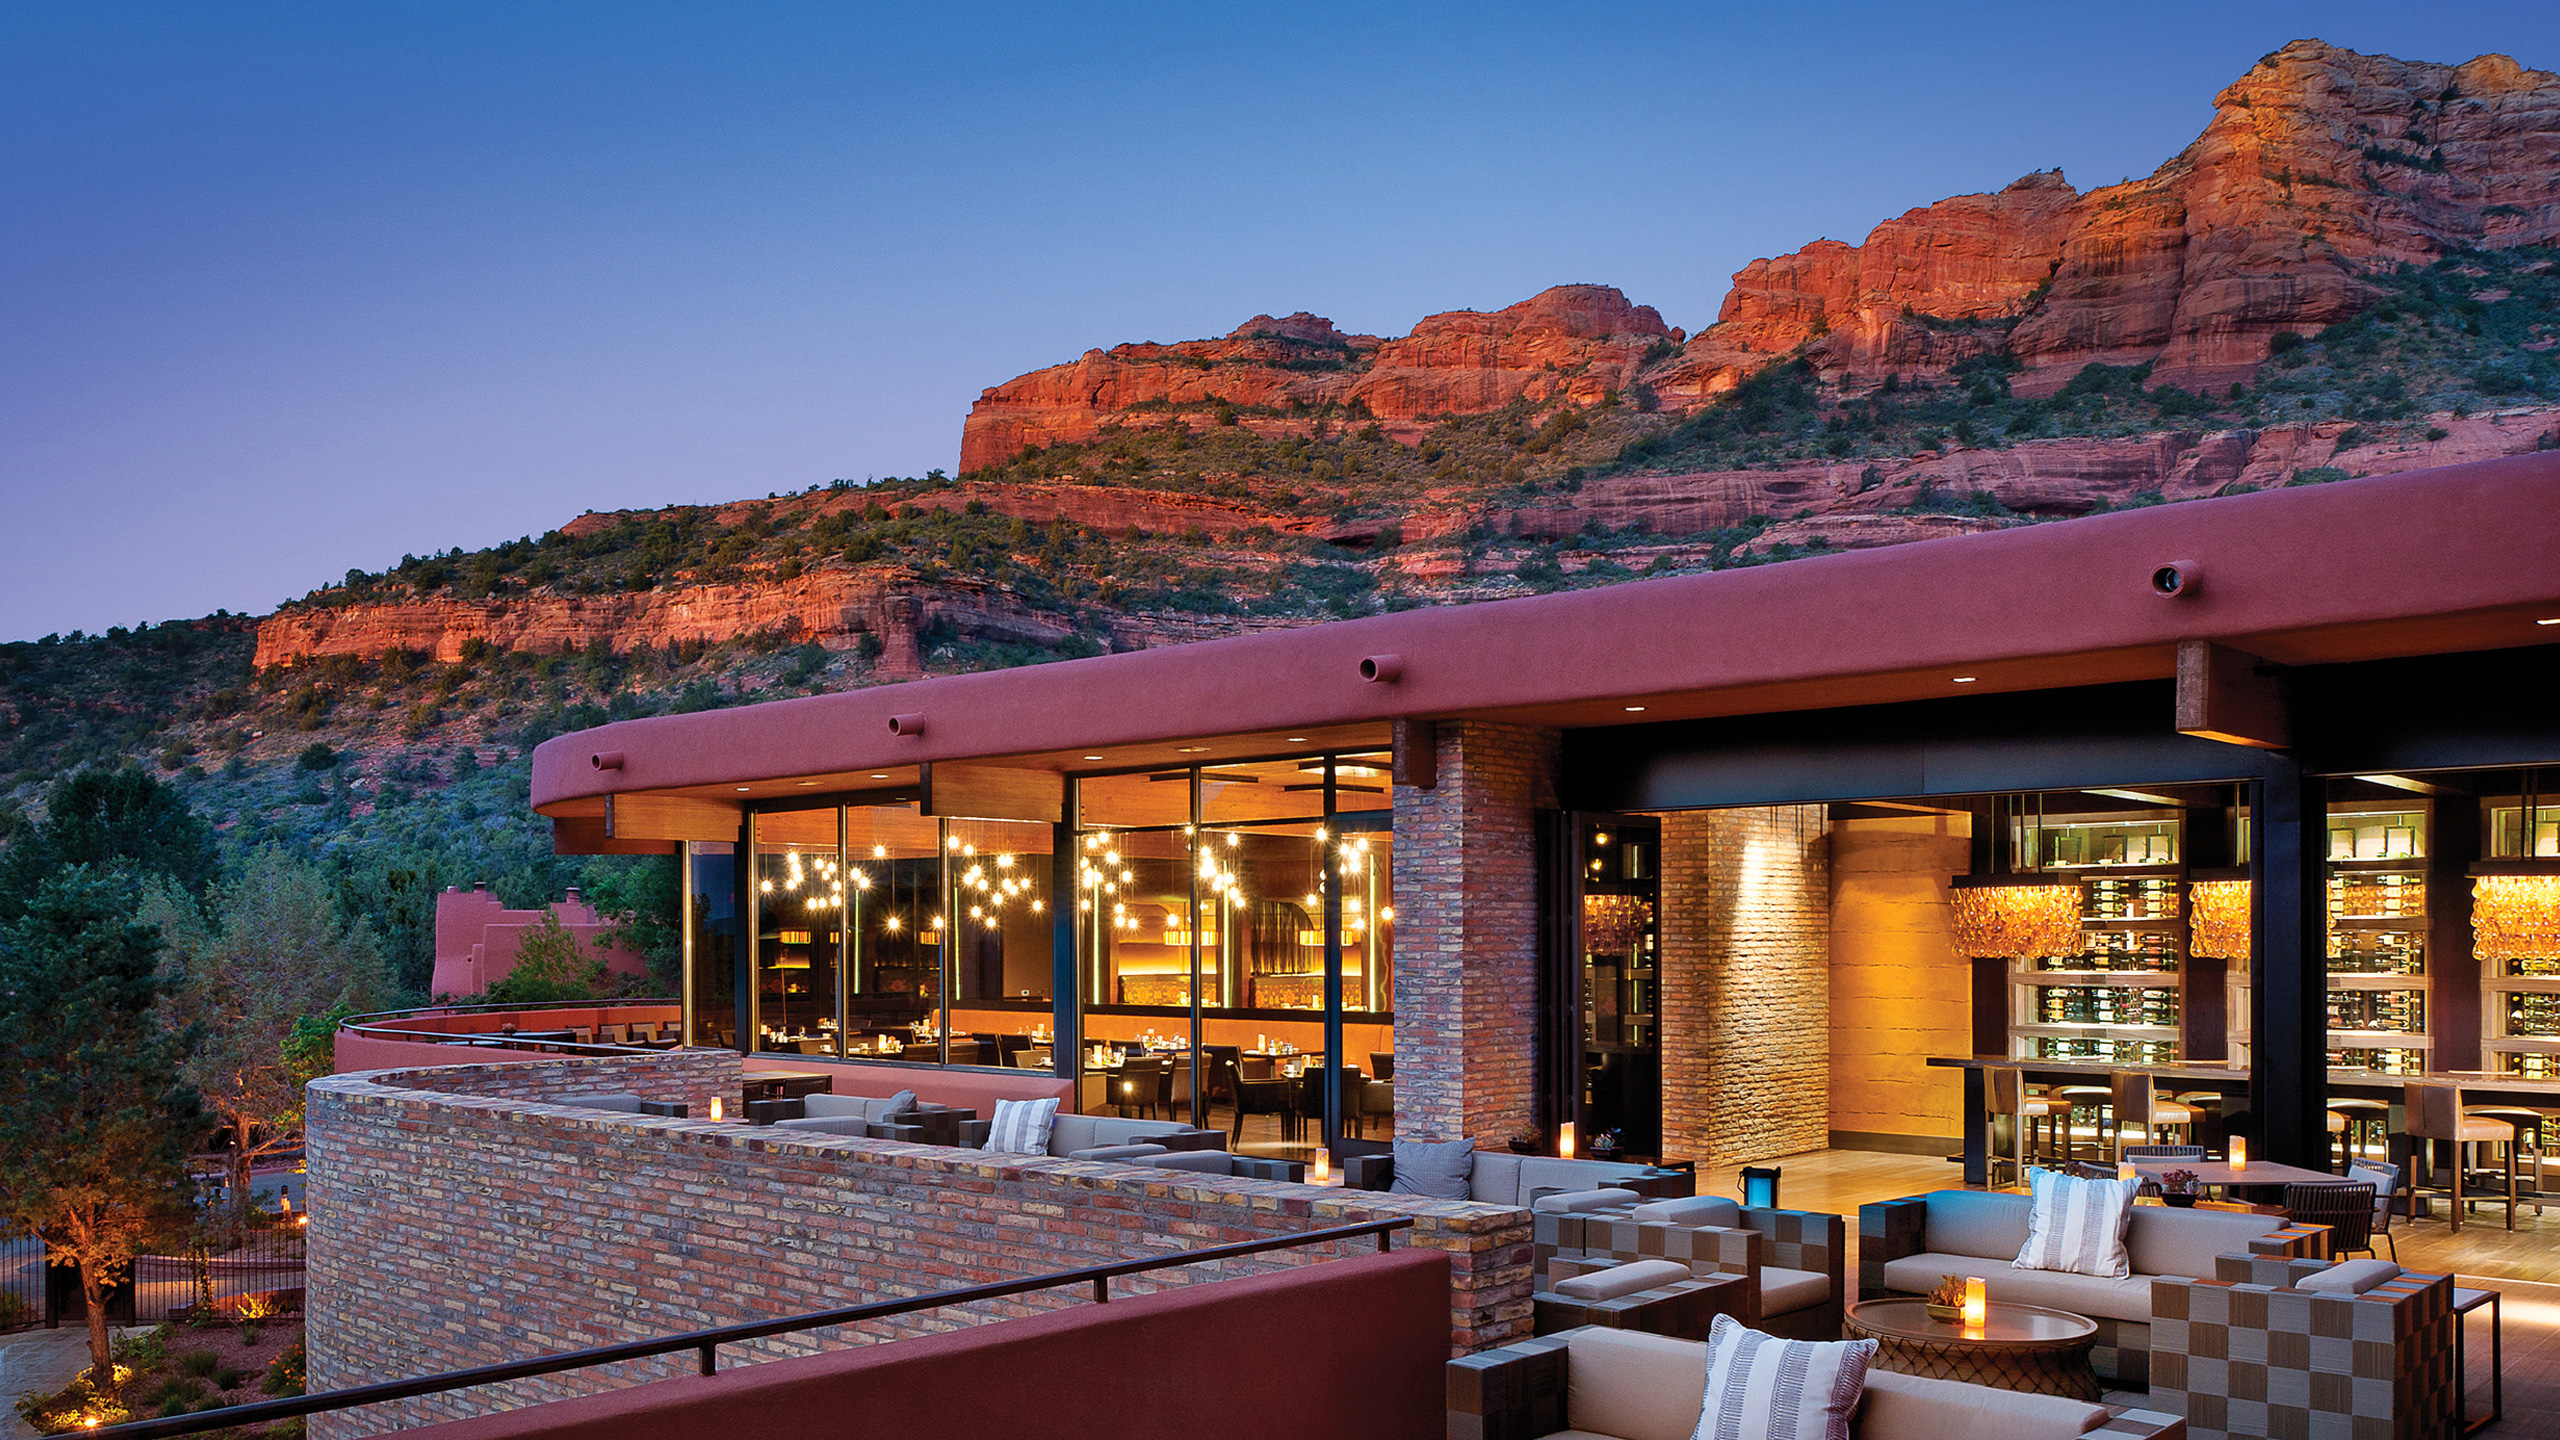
[
  {"x1": 1110, "y1": 1056, "x2": 1168, "y2": 1119},
  {"x1": 1986, "y1": 1067, "x2": 2059, "y2": 1188},
  {"x1": 2347, "y1": 1158, "x2": 2405, "y2": 1258},
  {"x1": 1215, "y1": 1054, "x2": 1291, "y2": 1145},
  {"x1": 1369, "y1": 1052, "x2": 1395, "y2": 1081},
  {"x1": 2284, "y1": 1182, "x2": 2379, "y2": 1259},
  {"x1": 2110, "y1": 1072, "x2": 2197, "y2": 1159}
]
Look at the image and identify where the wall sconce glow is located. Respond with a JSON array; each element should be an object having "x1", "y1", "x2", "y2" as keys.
[{"x1": 1962, "y1": 1277, "x2": 1986, "y2": 1328}]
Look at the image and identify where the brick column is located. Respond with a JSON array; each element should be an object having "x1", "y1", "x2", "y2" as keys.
[
  {"x1": 1393, "y1": 722, "x2": 1557, "y2": 1147},
  {"x1": 1659, "y1": 805, "x2": 1831, "y2": 1166}
]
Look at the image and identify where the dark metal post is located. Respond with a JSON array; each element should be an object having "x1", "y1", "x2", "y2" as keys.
[
  {"x1": 1323, "y1": 759, "x2": 1345, "y2": 1148},
  {"x1": 2251, "y1": 763, "x2": 2328, "y2": 1168},
  {"x1": 1091, "y1": 1277, "x2": 1109, "y2": 1304},
  {"x1": 1052, "y1": 795, "x2": 1080, "y2": 1088},
  {"x1": 696, "y1": 1342, "x2": 716, "y2": 1376}
]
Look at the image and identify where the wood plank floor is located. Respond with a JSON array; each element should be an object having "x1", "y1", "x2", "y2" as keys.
[{"x1": 1701, "y1": 1148, "x2": 2551, "y2": 1436}]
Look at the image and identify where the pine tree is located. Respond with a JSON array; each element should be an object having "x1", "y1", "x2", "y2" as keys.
[{"x1": 0, "y1": 869, "x2": 206, "y2": 1390}]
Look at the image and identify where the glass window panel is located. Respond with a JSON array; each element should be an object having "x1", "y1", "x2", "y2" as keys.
[
  {"x1": 1331, "y1": 751, "x2": 1394, "y2": 815},
  {"x1": 754, "y1": 816, "x2": 841, "y2": 1057},
  {"x1": 843, "y1": 804, "x2": 941, "y2": 1057},
  {"x1": 1079, "y1": 827, "x2": 1196, "y2": 1009},
  {"x1": 1342, "y1": 829, "x2": 1394, "y2": 1015},
  {"x1": 685, "y1": 841, "x2": 737, "y2": 1049},
  {"x1": 1200, "y1": 759, "x2": 1326, "y2": 825},
  {"x1": 1077, "y1": 768, "x2": 1195, "y2": 830},
  {"x1": 946, "y1": 817, "x2": 1056, "y2": 1067}
]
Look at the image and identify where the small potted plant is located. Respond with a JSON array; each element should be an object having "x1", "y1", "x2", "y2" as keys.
[
  {"x1": 1508, "y1": 1125, "x2": 1543, "y2": 1155},
  {"x1": 1925, "y1": 1275, "x2": 1968, "y2": 1323},
  {"x1": 1589, "y1": 1129, "x2": 1622, "y2": 1161},
  {"x1": 2158, "y1": 1168, "x2": 2201, "y2": 1207}
]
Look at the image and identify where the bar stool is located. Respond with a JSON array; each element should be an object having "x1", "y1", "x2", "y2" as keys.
[
  {"x1": 2110, "y1": 1072, "x2": 2197, "y2": 1160},
  {"x1": 2330, "y1": 1097, "x2": 2390, "y2": 1167},
  {"x1": 2405, "y1": 1083, "x2": 2518, "y2": 1233},
  {"x1": 2466, "y1": 1106, "x2": 2548, "y2": 1217},
  {"x1": 2053, "y1": 1085, "x2": 2112, "y2": 1163},
  {"x1": 1987, "y1": 1067, "x2": 2060, "y2": 1188}
]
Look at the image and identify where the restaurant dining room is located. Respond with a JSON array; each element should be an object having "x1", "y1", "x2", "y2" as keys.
[{"x1": 679, "y1": 749, "x2": 1399, "y2": 1162}]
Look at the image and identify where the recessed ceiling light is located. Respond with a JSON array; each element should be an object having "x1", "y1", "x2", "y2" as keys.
[
  {"x1": 797, "y1": 781, "x2": 818, "y2": 787},
  {"x1": 1177, "y1": 746, "x2": 1208, "y2": 753},
  {"x1": 736, "y1": 786, "x2": 751, "y2": 792},
  {"x1": 1951, "y1": 676, "x2": 1979, "y2": 684},
  {"x1": 871, "y1": 773, "x2": 889, "y2": 779},
  {"x1": 1083, "y1": 755, "x2": 1105, "y2": 761},
  {"x1": 2539, "y1": 618, "x2": 2560, "y2": 626},
  {"x1": 1624, "y1": 705, "x2": 1647, "y2": 713},
  {"x1": 1286, "y1": 737, "x2": 1308, "y2": 743}
]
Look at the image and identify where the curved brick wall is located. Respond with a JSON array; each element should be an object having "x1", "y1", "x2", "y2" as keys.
[{"x1": 304, "y1": 1052, "x2": 1530, "y2": 1436}]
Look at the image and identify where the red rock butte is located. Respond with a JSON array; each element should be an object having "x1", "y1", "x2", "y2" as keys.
[{"x1": 961, "y1": 40, "x2": 2560, "y2": 471}]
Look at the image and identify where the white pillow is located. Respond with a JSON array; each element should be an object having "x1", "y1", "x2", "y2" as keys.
[
  {"x1": 1691, "y1": 1313, "x2": 1877, "y2": 1440},
  {"x1": 2013, "y1": 1168, "x2": 2141, "y2": 1278},
  {"x1": 984, "y1": 1097, "x2": 1060, "y2": 1154}
]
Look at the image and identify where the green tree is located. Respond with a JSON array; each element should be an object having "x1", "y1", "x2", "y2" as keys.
[
  {"x1": 486, "y1": 909, "x2": 602, "y2": 1003},
  {"x1": 0, "y1": 870, "x2": 205, "y2": 1390},
  {"x1": 0, "y1": 768, "x2": 217, "y2": 924},
  {"x1": 578, "y1": 856, "x2": 681, "y2": 992},
  {"x1": 145, "y1": 851, "x2": 389, "y2": 1206}
]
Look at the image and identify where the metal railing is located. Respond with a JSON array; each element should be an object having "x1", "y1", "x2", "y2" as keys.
[
  {"x1": 337, "y1": 997, "x2": 684, "y2": 1058},
  {"x1": 87, "y1": 1215, "x2": 1412, "y2": 1439}
]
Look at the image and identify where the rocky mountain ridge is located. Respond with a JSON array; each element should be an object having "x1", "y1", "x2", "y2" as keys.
[{"x1": 965, "y1": 40, "x2": 2560, "y2": 467}]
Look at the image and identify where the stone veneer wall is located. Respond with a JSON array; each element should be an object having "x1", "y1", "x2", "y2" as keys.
[
  {"x1": 1392, "y1": 721, "x2": 1557, "y2": 1147},
  {"x1": 1828, "y1": 812, "x2": 1971, "y2": 1148},
  {"x1": 305, "y1": 1052, "x2": 1529, "y2": 1437},
  {"x1": 1659, "y1": 806, "x2": 1832, "y2": 1166}
]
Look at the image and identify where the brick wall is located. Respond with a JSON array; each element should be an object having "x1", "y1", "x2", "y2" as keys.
[
  {"x1": 1392, "y1": 721, "x2": 1557, "y2": 1147},
  {"x1": 1659, "y1": 806, "x2": 1831, "y2": 1166},
  {"x1": 305, "y1": 1052, "x2": 1531, "y2": 1436},
  {"x1": 1828, "y1": 813, "x2": 1970, "y2": 1147}
]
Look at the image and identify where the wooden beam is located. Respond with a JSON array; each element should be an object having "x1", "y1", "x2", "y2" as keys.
[
  {"x1": 552, "y1": 817, "x2": 676, "y2": 856},
  {"x1": 921, "y1": 763, "x2": 1065, "y2": 823},
  {"x1": 1392, "y1": 718, "x2": 1438, "y2": 790},
  {"x1": 2176, "y1": 640, "x2": 2291, "y2": 749},
  {"x1": 606, "y1": 793, "x2": 745, "y2": 842}
]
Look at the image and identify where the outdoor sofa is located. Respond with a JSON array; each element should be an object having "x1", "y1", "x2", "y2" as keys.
[
  {"x1": 1859, "y1": 1190, "x2": 2327, "y2": 1385},
  {"x1": 2147, "y1": 1254, "x2": 2457, "y2": 1440},
  {"x1": 1344, "y1": 1146, "x2": 1688, "y2": 1206},
  {"x1": 1535, "y1": 1192, "x2": 1846, "y2": 1340},
  {"x1": 1448, "y1": 1325, "x2": 2187, "y2": 1440}
]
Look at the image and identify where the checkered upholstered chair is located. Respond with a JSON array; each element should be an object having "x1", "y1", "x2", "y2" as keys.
[
  {"x1": 2149, "y1": 1254, "x2": 2455, "y2": 1440},
  {"x1": 1535, "y1": 1196, "x2": 1846, "y2": 1340}
]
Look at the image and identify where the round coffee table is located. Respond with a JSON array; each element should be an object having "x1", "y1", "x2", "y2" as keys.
[{"x1": 1843, "y1": 1298, "x2": 2100, "y2": 1400}]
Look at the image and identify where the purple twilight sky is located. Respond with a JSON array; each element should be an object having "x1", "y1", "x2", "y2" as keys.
[{"x1": 3, "y1": 1, "x2": 2554, "y2": 640}]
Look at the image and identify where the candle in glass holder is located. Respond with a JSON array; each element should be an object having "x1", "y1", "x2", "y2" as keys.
[
  {"x1": 2230, "y1": 1135, "x2": 2247, "y2": 1169},
  {"x1": 2117, "y1": 1162, "x2": 2137, "y2": 1182},
  {"x1": 1962, "y1": 1277, "x2": 1986, "y2": 1328},
  {"x1": 1559, "y1": 1122, "x2": 1577, "y2": 1160},
  {"x1": 710, "y1": 1097, "x2": 725, "y2": 1122},
  {"x1": 1312, "y1": 1150, "x2": 1330, "y2": 1184}
]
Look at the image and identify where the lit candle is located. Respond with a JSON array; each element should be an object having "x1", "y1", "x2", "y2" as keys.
[
  {"x1": 710, "y1": 1097, "x2": 725, "y2": 1122},
  {"x1": 2117, "y1": 1162, "x2": 2137, "y2": 1182},
  {"x1": 1312, "y1": 1150, "x2": 1330, "y2": 1184},
  {"x1": 1558, "y1": 1122, "x2": 1576, "y2": 1160},
  {"x1": 2229, "y1": 1135, "x2": 2246, "y2": 1169},
  {"x1": 1962, "y1": 1277, "x2": 1986, "y2": 1329}
]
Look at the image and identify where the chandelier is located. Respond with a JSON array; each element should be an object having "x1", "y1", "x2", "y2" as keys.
[
  {"x1": 1949, "y1": 874, "x2": 2084, "y2": 959},
  {"x1": 2475, "y1": 864, "x2": 2560, "y2": 960},
  {"x1": 2187, "y1": 872, "x2": 2251, "y2": 960}
]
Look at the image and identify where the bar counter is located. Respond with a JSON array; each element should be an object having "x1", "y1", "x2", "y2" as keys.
[{"x1": 1928, "y1": 1056, "x2": 2560, "y2": 1184}]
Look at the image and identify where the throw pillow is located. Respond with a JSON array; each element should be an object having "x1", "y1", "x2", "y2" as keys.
[
  {"x1": 860, "y1": 1089, "x2": 919, "y2": 1124},
  {"x1": 2013, "y1": 1168, "x2": 2141, "y2": 1278},
  {"x1": 1690, "y1": 1313, "x2": 1876, "y2": 1440},
  {"x1": 1388, "y1": 1137, "x2": 1477, "y2": 1199},
  {"x1": 984, "y1": 1096, "x2": 1060, "y2": 1154}
]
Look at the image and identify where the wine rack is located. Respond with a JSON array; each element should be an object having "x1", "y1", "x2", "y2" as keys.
[
  {"x1": 2325, "y1": 805, "x2": 2429, "y2": 1074},
  {"x1": 2007, "y1": 813, "x2": 2186, "y2": 1066}
]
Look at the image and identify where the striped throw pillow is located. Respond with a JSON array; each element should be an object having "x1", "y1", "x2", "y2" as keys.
[
  {"x1": 2013, "y1": 1167, "x2": 2141, "y2": 1278},
  {"x1": 984, "y1": 1097, "x2": 1059, "y2": 1154},
  {"x1": 1690, "y1": 1313, "x2": 1876, "y2": 1440}
]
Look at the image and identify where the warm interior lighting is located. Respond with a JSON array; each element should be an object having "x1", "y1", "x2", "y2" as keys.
[
  {"x1": 1962, "y1": 1277, "x2": 1986, "y2": 1328},
  {"x1": 710, "y1": 1098, "x2": 725, "y2": 1121},
  {"x1": 1952, "y1": 676, "x2": 1979, "y2": 684},
  {"x1": 2476, "y1": 868, "x2": 2560, "y2": 959},
  {"x1": 2188, "y1": 876, "x2": 2252, "y2": 960},
  {"x1": 1948, "y1": 876, "x2": 2085, "y2": 959},
  {"x1": 1558, "y1": 1122, "x2": 1576, "y2": 1160},
  {"x1": 2229, "y1": 1135, "x2": 2246, "y2": 1168}
]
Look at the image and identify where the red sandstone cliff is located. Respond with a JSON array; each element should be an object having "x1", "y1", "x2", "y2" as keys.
[{"x1": 963, "y1": 40, "x2": 2560, "y2": 466}]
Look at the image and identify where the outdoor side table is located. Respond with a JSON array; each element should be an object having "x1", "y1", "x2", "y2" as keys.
[
  {"x1": 2454, "y1": 1286, "x2": 2502, "y2": 1436},
  {"x1": 1844, "y1": 1298, "x2": 2100, "y2": 1400}
]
